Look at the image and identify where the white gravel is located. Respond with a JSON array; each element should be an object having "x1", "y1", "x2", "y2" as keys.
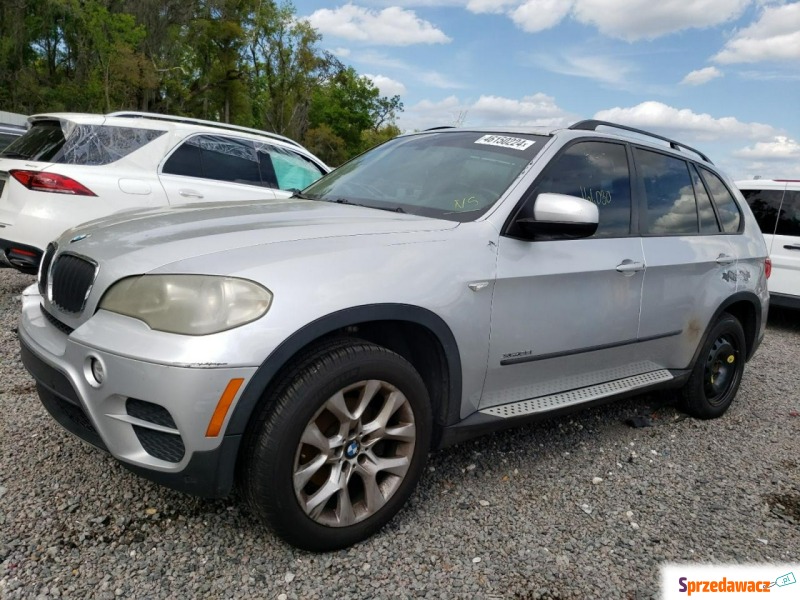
[{"x1": 1, "y1": 268, "x2": 799, "y2": 599}]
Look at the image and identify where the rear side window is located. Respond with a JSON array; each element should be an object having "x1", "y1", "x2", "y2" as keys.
[
  {"x1": 530, "y1": 141, "x2": 632, "y2": 237},
  {"x1": 777, "y1": 190, "x2": 800, "y2": 237},
  {"x1": 635, "y1": 148, "x2": 697, "y2": 235},
  {"x1": 163, "y1": 135, "x2": 323, "y2": 190},
  {"x1": 690, "y1": 164, "x2": 721, "y2": 233},
  {"x1": 699, "y1": 168, "x2": 741, "y2": 233},
  {"x1": 196, "y1": 135, "x2": 261, "y2": 186},
  {"x1": 739, "y1": 188, "x2": 782, "y2": 235},
  {"x1": 0, "y1": 120, "x2": 165, "y2": 165},
  {"x1": 161, "y1": 143, "x2": 202, "y2": 177}
]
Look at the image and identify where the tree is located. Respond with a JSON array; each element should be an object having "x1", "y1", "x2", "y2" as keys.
[
  {"x1": 0, "y1": 0, "x2": 403, "y2": 161},
  {"x1": 246, "y1": 2, "x2": 340, "y2": 139},
  {"x1": 308, "y1": 67, "x2": 403, "y2": 161}
]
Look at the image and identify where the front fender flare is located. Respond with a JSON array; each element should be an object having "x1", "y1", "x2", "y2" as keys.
[{"x1": 225, "y1": 303, "x2": 463, "y2": 436}]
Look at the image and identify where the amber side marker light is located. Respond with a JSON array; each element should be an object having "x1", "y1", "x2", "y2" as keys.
[{"x1": 206, "y1": 378, "x2": 245, "y2": 437}]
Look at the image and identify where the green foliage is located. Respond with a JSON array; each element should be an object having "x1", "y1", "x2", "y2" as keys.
[
  {"x1": 308, "y1": 67, "x2": 404, "y2": 163},
  {"x1": 302, "y1": 123, "x2": 349, "y2": 167},
  {"x1": 361, "y1": 124, "x2": 402, "y2": 155},
  {"x1": 0, "y1": 0, "x2": 403, "y2": 162}
]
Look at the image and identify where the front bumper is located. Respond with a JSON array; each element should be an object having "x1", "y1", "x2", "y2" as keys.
[{"x1": 18, "y1": 289, "x2": 258, "y2": 497}]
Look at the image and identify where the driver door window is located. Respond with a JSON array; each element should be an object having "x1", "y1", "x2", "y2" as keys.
[{"x1": 531, "y1": 141, "x2": 632, "y2": 237}]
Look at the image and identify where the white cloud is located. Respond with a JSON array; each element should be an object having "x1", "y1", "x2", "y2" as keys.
[
  {"x1": 734, "y1": 136, "x2": 800, "y2": 160},
  {"x1": 714, "y1": 2, "x2": 800, "y2": 64},
  {"x1": 418, "y1": 71, "x2": 468, "y2": 89},
  {"x1": 681, "y1": 66, "x2": 723, "y2": 86},
  {"x1": 364, "y1": 74, "x2": 407, "y2": 96},
  {"x1": 354, "y1": 51, "x2": 410, "y2": 70},
  {"x1": 400, "y1": 92, "x2": 575, "y2": 131},
  {"x1": 731, "y1": 136, "x2": 800, "y2": 179},
  {"x1": 332, "y1": 47, "x2": 351, "y2": 58},
  {"x1": 470, "y1": 93, "x2": 573, "y2": 123},
  {"x1": 511, "y1": 0, "x2": 572, "y2": 33},
  {"x1": 305, "y1": 4, "x2": 451, "y2": 46},
  {"x1": 458, "y1": 0, "x2": 750, "y2": 41},
  {"x1": 532, "y1": 52, "x2": 637, "y2": 87},
  {"x1": 467, "y1": 0, "x2": 519, "y2": 13},
  {"x1": 571, "y1": 0, "x2": 750, "y2": 41},
  {"x1": 593, "y1": 101, "x2": 778, "y2": 143},
  {"x1": 355, "y1": 51, "x2": 466, "y2": 89}
]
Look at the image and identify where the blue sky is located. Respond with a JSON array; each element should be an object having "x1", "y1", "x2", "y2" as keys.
[{"x1": 300, "y1": 0, "x2": 800, "y2": 180}]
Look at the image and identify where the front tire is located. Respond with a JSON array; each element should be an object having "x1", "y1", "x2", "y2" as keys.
[
  {"x1": 241, "y1": 340, "x2": 432, "y2": 551},
  {"x1": 680, "y1": 313, "x2": 746, "y2": 419}
]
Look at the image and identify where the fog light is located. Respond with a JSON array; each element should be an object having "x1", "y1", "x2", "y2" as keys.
[{"x1": 84, "y1": 356, "x2": 106, "y2": 387}]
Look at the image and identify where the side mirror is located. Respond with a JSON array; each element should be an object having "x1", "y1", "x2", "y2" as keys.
[{"x1": 512, "y1": 193, "x2": 599, "y2": 240}]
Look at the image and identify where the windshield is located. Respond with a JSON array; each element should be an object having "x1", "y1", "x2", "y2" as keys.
[{"x1": 302, "y1": 131, "x2": 548, "y2": 222}]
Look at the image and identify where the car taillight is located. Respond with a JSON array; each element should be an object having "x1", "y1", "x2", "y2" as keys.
[
  {"x1": 765, "y1": 258, "x2": 772, "y2": 279},
  {"x1": 9, "y1": 169, "x2": 97, "y2": 196}
]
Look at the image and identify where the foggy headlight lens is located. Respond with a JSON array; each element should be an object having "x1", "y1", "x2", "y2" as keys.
[{"x1": 99, "y1": 275, "x2": 272, "y2": 335}]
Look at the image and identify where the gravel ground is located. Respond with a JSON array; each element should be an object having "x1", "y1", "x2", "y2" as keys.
[{"x1": 1, "y1": 268, "x2": 798, "y2": 599}]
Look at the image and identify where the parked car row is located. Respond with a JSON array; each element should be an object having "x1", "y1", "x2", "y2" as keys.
[
  {"x1": 2, "y1": 113, "x2": 797, "y2": 311},
  {"x1": 15, "y1": 118, "x2": 772, "y2": 550},
  {"x1": 0, "y1": 111, "x2": 330, "y2": 272}
]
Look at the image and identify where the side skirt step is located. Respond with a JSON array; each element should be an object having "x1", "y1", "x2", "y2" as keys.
[{"x1": 480, "y1": 370, "x2": 674, "y2": 419}]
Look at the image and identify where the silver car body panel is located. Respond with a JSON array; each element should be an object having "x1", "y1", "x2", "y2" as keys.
[{"x1": 18, "y1": 124, "x2": 769, "y2": 489}]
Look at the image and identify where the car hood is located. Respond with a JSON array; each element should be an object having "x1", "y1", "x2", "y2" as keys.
[{"x1": 58, "y1": 198, "x2": 458, "y2": 268}]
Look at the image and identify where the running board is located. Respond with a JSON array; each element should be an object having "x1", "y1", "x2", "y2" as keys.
[{"x1": 480, "y1": 370, "x2": 674, "y2": 419}]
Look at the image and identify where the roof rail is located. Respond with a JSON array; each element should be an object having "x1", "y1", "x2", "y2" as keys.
[
  {"x1": 569, "y1": 119, "x2": 713, "y2": 164},
  {"x1": 106, "y1": 111, "x2": 303, "y2": 149},
  {"x1": 424, "y1": 126, "x2": 455, "y2": 131}
]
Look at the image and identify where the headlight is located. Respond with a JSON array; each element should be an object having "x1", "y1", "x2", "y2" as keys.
[{"x1": 99, "y1": 275, "x2": 272, "y2": 335}]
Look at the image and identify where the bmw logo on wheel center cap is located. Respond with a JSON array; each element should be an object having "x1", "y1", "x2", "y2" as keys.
[{"x1": 345, "y1": 440, "x2": 359, "y2": 459}]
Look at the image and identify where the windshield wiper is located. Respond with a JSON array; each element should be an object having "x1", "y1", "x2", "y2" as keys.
[
  {"x1": 0, "y1": 152, "x2": 28, "y2": 159},
  {"x1": 329, "y1": 197, "x2": 368, "y2": 207},
  {"x1": 327, "y1": 198, "x2": 410, "y2": 214}
]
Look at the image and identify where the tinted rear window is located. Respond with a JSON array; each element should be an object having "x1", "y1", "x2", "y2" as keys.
[
  {"x1": 1, "y1": 121, "x2": 64, "y2": 160},
  {"x1": 739, "y1": 188, "x2": 782, "y2": 235},
  {"x1": 700, "y1": 168, "x2": 741, "y2": 233},
  {"x1": 635, "y1": 148, "x2": 697, "y2": 235},
  {"x1": 0, "y1": 120, "x2": 166, "y2": 165},
  {"x1": 777, "y1": 190, "x2": 800, "y2": 237}
]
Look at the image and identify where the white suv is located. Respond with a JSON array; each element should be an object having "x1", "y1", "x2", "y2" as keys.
[
  {"x1": 736, "y1": 179, "x2": 800, "y2": 309},
  {"x1": 0, "y1": 111, "x2": 329, "y2": 272}
]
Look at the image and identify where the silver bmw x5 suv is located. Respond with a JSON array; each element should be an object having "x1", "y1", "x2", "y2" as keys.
[{"x1": 18, "y1": 121, "x2": 769, "y2": 550}]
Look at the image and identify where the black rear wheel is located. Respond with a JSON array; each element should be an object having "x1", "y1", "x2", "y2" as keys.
[{"x1": 680, "y1": 313, "x2": 746, "y2": 419}]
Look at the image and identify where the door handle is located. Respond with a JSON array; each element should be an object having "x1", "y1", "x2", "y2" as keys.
[
  {"x1": 715, "y1": 253, "x2": 735, "y2": 265},
  {"x1": 616, "y1": 259, "x2": 645, "y2": 274},
  {"x1": 784, "y1": 244, "x2": 800, "y2": 251},
  {"x1": 178, "y1": 189, "x2": 204, "y2": 199}
]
